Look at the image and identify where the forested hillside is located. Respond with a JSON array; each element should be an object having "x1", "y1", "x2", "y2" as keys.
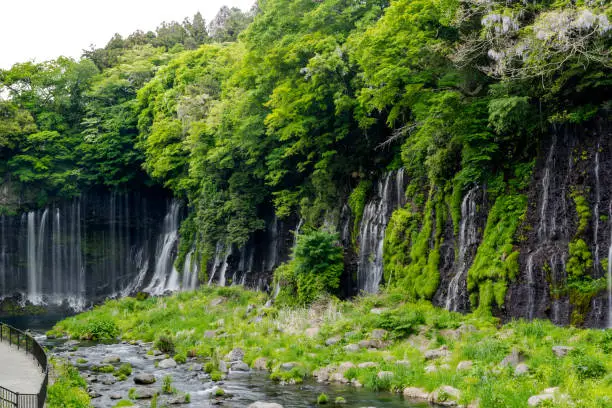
[{"x1": 1, "y1": 0, "x2": 610, "y2": 325}]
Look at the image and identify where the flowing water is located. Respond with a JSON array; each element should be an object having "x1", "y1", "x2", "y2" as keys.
[
  {"x1": 357, "y1": 169, "x2": 406, "y2": 293},
  {"x1": 444, "y1": 186, "x2": 480, "y2": 312},
  {"x1": 45, "y1": 339, "x2": 424, "y2": 408}
]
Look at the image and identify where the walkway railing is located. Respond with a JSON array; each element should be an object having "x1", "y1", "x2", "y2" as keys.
[{"x1": 0, "y1": 323, "x2": 48, "y2": 408}]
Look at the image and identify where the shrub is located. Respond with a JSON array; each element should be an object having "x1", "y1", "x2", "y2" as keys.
[
  {"x1": 376, "y1": 309, "x2": 425, "y2": 338},
  {"x1": 573, "y1": 353, "x2": 606, "y2": 380},
  {"x1": 81, "y1": 318, "x2": 119, "y2": 340},
  {"x1": 317, "y1": 393, "x2": 329, "y2": 404},
  {"x1": 162, "y1": 375, "x2": 175, "y2": 394},
  {"x1": 155, "y1": 334, "x2": 175, "y2": 354},
  {"x1": 46, "y1": 360, "x2": 90, "y2": 408},
  {"x1": 174, "y1": 352, "x2": 187, "y2": 364},
  {"x1": 115, "y1": 363, "x2": 132, "y2": 377}
]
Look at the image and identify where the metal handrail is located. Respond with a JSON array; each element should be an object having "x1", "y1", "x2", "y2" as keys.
[{"x1": 0, "y1": 323, "x2": 48, "y2": 408}]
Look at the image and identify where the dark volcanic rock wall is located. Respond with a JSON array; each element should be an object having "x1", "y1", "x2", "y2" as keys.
[{"x1": 507, "y1": 119, "x2": 611, "y2": 327}]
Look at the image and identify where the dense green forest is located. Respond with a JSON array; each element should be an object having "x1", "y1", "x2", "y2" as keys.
[{"x1": 1, "y1": 0, "x2": 610, "y2": 314}]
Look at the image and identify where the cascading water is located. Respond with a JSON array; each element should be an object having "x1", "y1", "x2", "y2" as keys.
[
  {"x1": 144, "y1": 201, "x2": 181, "y2": 295},
  {"x1": 357, "y1": 169, "x2": 406, "y2": 293},
  {"x1": 445, "y1": 186, "x2": 480, "y2": 312},
  {"x1": 208, "y1": 242, "x2": 230, "y2": 287},
  {"x1": 182, "y1": 250, "x2": 199, "y2": 291},
  {"x1": 608, "y1": 201, "x2": 612, "y2": 329},
  {"x1": 593, "y1": 143, "x2": 601, "y2": 274}
]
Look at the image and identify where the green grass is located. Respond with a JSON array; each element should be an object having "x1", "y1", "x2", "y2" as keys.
[
  {"x1": 47, "y1": 359, "x2": 91, "y2": 408},
  {"x1": 52, "y1": 286, "x2": 612, "y2": 408}
]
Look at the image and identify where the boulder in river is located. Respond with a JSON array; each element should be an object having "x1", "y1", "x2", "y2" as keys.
[
  {"x1": 134, "y1": 373, "x2": 156, "y2": 384},
  {"x1": 248, "y1": 403, "x2": 284, "y2": 408},
  {"x1": 158, "y1": 358, "x2": 178, "y2": 369}
]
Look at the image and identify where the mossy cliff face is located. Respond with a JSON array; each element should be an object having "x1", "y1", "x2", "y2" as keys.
[{"x1": 507, "y1": 119, "x2": 611, "y2": 327}]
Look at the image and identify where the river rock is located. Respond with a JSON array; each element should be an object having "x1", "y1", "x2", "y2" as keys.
[
  {"x1": 226, "y1": 347, "x2": 245, "y2": 362},
  {"x1": 313, "y1": 366, "x2": 334, "y2": 382},
  {"x1": 248, "y1": 403, "x2": 284, "y2": 408},
  {"x1": 158, "y1": 358, "x2": 177, "y2": 369},
  {"x1": 330, "y1": 372, "x2": 350, "y2": 384},
  {"x1": 344, "y1": 344, "x2": 359, "y2": 352},
  {"x1": 231, "y1": 361, "x2": 250, "y2": 372},
  {"x1": 134, "y1": 373, "x2": 156, "y2": 384},
  {"x1": 98, "y1": 374, "x2": 116, "y2": 385},
  {"x1": 168, "y1": 394, "x2": 190, "y2": 404},
  {"x1": 134, "y1": 387, "x2": 157, "y2": 399},
  {"x1": 110, "y1": 393, "x2": 122, "y2": 399},
  {"x1": 252, "y1": 357, "x2": 269, "y2": 371},
  {"x1": 88, "y1": 390, "x2": 102, "y2": 398},
  {"x1": 403, "y1": 387, "x2": 429, "y2": 400},
  {"x1": 325, "y1": 335, "x2": 342, "y2": 346},
  {"x1": 514, "y1": 363, "x2": 529, "y2": 376},
  {"x1": 102, "y1": 355, "x2": 121, "y2": 364},
  {"x1": 370, "y1": 329, "x2": 387, "y2": 339},
  {"x1": 500, "y1": 348, "x2": 523, "y2": 368},
  {"x1": 552, "y1": 346, "x2": 574, "y2": 357},
  {"x1": 219, "y1": 360, "x2": 228, "y2": 373},
  {"x1": 457, "y1": 360, "x2": 473, "y2": 371},
  {"x1": 424, "y1": 345, "x2": 450, "y2": 360},
  {"x1": 429, "y1": 385, "x2": 461, "y2": 406}
]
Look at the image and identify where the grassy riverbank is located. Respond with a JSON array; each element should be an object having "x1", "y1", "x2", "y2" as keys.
[{"x1": 50, "y1": 287, "x2": 611, "y2": 407}]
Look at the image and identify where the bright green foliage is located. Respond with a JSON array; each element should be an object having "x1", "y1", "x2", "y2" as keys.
[
  {"x1": 567, "y1": 239, "x2": 593, "y2": 280},
  {"x1": 70, "y1": 317, "x2": 119, "y2": 341},
  {"x1": 275, "y1": 230, "x2": 343, "y2": 305},
  {"x1": 317, "y1": 393, "x2": 329, "y2": 404},
  {"x1": 47, "y1": 359, "x2": 91, "y2": 408},
  {"x1": 570, "y1": 191, "x2": 591, "y2": 235},
  {"x1": 384, "y1": 191, "x2": 441, "y2": 299},
  {"x1": 53, "y1": 287, "x2": 612, "y2": 408},
  {"x1": 467, "y1": 194, "x2": 527, "y2": 314},
  {"x1": 348, "y1": 180, "x2": 372, "y2": 246}
]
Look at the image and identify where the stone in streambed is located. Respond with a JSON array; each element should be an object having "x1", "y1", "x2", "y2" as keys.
[
  {"x1": 102, "y1": 355, "x2": 121, "y2": 364},
  {"x1": 230, "y1": 361, "x2": 250, "y2": 372},
  {"x1": 109, "y1": 393, "x2": 122, "y2": 400},
  {"x1": 226, "y1": 347, "x2": 245, "y2": 362},
  {"x1": 252, "y1": 357, "x2": 269, "y2": 371},
  {"x1": 403, "y1": 387, "x2": 429, "y2": 400},
  {"x1": 134, "y1": 373, "x2": 156, "y2": 384},
  {"x1": 158, "y1": 358, "x2": 177, "y2": 369},
  {"x1": 134, "y1": 387, "x2": 157, "y2": 399},
  {"x1": 248, "y1": 403, "x2": 284, "y2": 408}
]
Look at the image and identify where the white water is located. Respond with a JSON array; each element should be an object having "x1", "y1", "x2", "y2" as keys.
[
  {"x1": 181, "y1": 250, "x2": 199, "y2": 291},
  {"x1": 357, "y1": 169, "x2": 406, "y2": 293},
  {"x1": 208, "y1": 242, "x2": 230, "y2": 287},
  {"x1": 593, "y1": 145, "x2": 601, "y2": 274},
  {"x1": 144, "y1": 201, "x2": 181, "y2": 295},
  {"x1": 445, "y1": 186, "x2": 479, "y2": 311}
]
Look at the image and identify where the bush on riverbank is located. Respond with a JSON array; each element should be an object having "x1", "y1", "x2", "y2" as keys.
[
  {"x1": 47, "y1": 359, "x2": 91, "y2": 408},
  {"x1": 51, "y1": 287, "x2": 612, "y2": 407}
]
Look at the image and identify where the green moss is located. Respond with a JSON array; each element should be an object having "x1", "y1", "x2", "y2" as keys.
[
  {"x1": 570, "y1": 191, "x2": 591, "y2": 235},
  {"x1": 317, "y1": 393, "x2": 329, "y2": 404},
  {"x1": 383, "y1": 188, "x2": 441, "y2": 299},
  {"x1": 348, "y1": 180, "x2": 372, "y2": 247},
  {"x1": 467, "y1": 194, "x2": 527, "y2": 315}
]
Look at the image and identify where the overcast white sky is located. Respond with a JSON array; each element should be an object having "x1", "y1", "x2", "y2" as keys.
[{"x1": 0, "y1": 0, "x2": 255, "y2": 69}]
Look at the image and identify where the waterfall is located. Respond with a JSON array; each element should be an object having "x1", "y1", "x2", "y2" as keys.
[
  {"x1": 593, "y1": 144, "x2": 601, "y2": 274},
  {"x1": 181, "y1": 250, "x2": 198, "y2": 291},
  {"x1": 357, "y1": 169, "x2": 406, "y2": 293},
  {"x1": 208, "y1": 242, "x2": 230, "y2": 287},
  {"x1": 526, "y1": 252, "x2": 536, "y2": 319},
  {"x1": 144, "y1": 200, "x2": 181, "y2": 295},
  {"x1": 445, "y1": 186, "x2": 480, "y2": 311}
]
